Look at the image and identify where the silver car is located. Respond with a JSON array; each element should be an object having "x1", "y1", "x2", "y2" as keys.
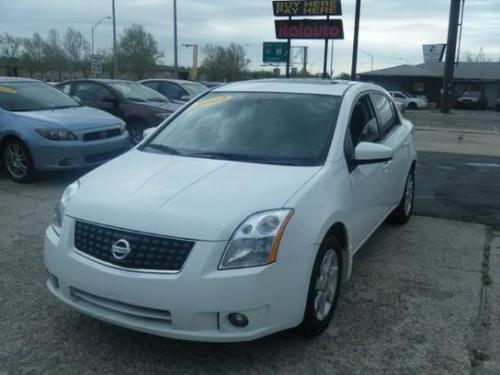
[{"x1": 0, "y1": 77, "x2": 130, "y2": 182}]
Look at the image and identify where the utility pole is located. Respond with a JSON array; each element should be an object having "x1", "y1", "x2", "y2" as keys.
[
  {"x1": 285, "y1": 16, "x2": 291, "y2": 78},
  {"x1": 329, "y1": 41, "x2": 335, "y2": 78},
  {"x1": 351, "y1": 0, "x2": 361, "y2": 80},
  {"x1": 303, "y1": 46, "x2": 308, "y2": 74},
  {"x1": 173, "y1": 0, "x2": 179, "y2": 79},
  {"x1": 91, "y1": 16, "x2": 111, "y2": 56},
  {"x1": 322, "y1": 15, "x2": 330, "y2": 78},
  {"x1": 112, "y1": 0, "x2": 117, "y2": 78},
  {"x1": 441, "y1": 0, "x2": 462, "y2": 114}
]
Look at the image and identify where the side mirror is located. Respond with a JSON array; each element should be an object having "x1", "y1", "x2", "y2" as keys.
[
  {"x1": 180, "y1": 95, "x2": 192, "y2": 102},
  {"x1": 72, "y1": 96, "x2": 82, "y2": 104},
  {"x1": 142, "y1": 127, "x2": 158, "y2": 139},
  {"x1": 354, "y1": 142, "x2": 393, "y2": 165}
]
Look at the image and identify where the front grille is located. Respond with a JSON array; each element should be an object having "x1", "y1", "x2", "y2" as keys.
[
  {"x1": 83, "y1": 128, "x2": 121, "y2": 142},
  {"x1": 74, "y1": 221, "x2": 195, "y2": 272},
  {"x1": 84, "y1": 148, "x2": 125, "y2": 164}
]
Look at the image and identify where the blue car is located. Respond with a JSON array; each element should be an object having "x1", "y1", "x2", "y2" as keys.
[{"x1": 0, "y1": 77, "x2": 130, "y2": 182}]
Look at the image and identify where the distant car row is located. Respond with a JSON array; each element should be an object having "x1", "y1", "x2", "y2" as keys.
[{"x1": 0, "y1": 77, "x2": 218, "y2": 182}]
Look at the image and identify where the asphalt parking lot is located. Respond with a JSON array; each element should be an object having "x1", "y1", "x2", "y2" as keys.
[{"x1": 1, "y1": 110, "x2": 500, "y2": 374}]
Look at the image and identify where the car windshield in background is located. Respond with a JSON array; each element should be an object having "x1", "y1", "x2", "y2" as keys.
[
  {"x1": 144, "y1": 92, "x2": 339, "y2": 166},
  {"x1": 402, "y1": 91, "x2": 415, "y2": 98},
  {"x1": 108, "y1": 82, "x2": 168, "y2": 103},
  {"x1": 0, "y1": 82, "x2": 79, "y2": 112},
  {"x1": 181, "y1": 82, "x2": 207, "y2": 96}
]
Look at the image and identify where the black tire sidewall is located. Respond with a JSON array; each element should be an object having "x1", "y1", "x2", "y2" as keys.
[
  {"x1": 301, "y1": 236, "x2": 342, "y2": 336},
  {"x1": 1, "y1": 139, "x2": 36, "y2": 183},
  {"x1": 127, "y1": 121, "x2": 146, "y2": 145},
  {"x1": 389, "y1": 169, "x2": 415, "y2": 224}
]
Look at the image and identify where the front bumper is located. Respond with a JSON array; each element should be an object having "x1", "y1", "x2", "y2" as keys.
[
  {"x1": 43, "y1": 219, "x2": 313, "y2": 342},
  {"x1": 28, "y1": 133, "x2": 130, "y2": 171}
]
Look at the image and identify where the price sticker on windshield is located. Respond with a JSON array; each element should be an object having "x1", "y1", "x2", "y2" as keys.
[
  {"x1": 193, "y1": 95, "x2": 232, "y2": 109},
  {"x1": 0, "y1": 86, "x2": 17, "y2": 94}
]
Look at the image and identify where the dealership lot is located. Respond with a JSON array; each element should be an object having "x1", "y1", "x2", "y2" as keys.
[{"x1": 1, "y1": 110, "x2": 500, "y2": 374}]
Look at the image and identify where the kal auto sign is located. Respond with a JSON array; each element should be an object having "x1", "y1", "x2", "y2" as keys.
[{"x1": 275, "y1": 19, "x2": 344, "y2": 40}]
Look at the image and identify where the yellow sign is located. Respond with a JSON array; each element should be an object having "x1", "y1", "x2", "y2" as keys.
[
  {"x1": 0, "y1": 86, "x2": 17, "y2": 94},
  {"x1": 193, "y1": 95, "x2": 232, "y2": 109},
  {"x1": 273, "y1": 1, "x2": 342, "y2": 17}
]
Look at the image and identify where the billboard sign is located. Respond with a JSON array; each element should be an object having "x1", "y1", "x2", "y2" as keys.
[
  {"x1": 263, "y1": 42, "x2": 289, "y2": 63},
  {"x1": 273, "y1": 1, "x2": 342, "y2": 17},
  {"x1": 275, "y1": 19, "x2": 344, "y2": 40},
  {"x1": 423, "y1": 44, "x2": 446, "y2": 63}
]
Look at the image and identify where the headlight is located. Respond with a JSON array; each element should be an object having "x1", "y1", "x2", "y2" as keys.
[
  {"x1": 36, "y1": 128, "x2": 78, "y2": 141},
  {"x1": 52, "y1": 180, "x2": 80, "y2": 235},
  {"x1": 219, "y1": 209, "x2": 294, "y2": 270}
]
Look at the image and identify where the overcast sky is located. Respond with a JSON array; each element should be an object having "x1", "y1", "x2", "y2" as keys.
[{"x1": 1, "y1": 0, "x2": 499, "y2": 75}]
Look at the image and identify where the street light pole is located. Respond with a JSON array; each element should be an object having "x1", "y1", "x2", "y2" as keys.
[
  {"x1": 173, "y1": 0, "x2": 178, "y2": 79},
  {"x1": 112, "y1": 0, "x2": 118, "y2": 78},
  {"x1": 91, "y1": 16, "x2": 111, "y2": 56},
  {"x1": 360, "y1": 49, "x2": 374, "y2": 71}
]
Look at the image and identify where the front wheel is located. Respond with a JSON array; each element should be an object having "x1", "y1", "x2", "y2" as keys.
[
  {"x1": 300, "y1": 236, "x2": 342, "y2": 337},
  {"x1": 1, "y1": 138, "x2": 37, "y2": 183},
  {"x1": 127, "y1": 120, "x2": 146, "y2": 145},
  {"x1": 388, "y1": 169, "x2": 415, "y2": 224}
]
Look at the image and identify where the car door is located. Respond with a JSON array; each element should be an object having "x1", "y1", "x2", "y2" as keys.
[
  {"x1": 370, "y1": 92, "x2": 409, "y2": 213},
  {"x1": 73, "y1": 82, "x2": 121, "y2": 117},
  {"x1": 344, "y1": 94, "x2": 389, "y2": 248}
]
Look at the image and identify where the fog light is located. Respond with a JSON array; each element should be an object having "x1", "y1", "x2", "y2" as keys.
[{"x1": 228, "y1": 313, "x2": 249, "y2": 328}]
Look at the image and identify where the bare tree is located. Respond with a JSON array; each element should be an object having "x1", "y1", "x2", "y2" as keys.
[
  {"x1": 63, "y1": 27, "x2": 90, "y2": 74},
  {"x1": 44, "y1": 29, "x2": 67, "y2": 81},
  {"x1": 0, "y1": 33, "x2": 23, "y2": 59},
  {"x1": 200, "y1": 43, "x2": 250, "y2": 82},
  {"x1": 22, "y1": 33, "x2": 47, "y2": 77}
]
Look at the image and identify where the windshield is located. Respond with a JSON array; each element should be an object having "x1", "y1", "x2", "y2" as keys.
[
  {"x1": 144, "y1": 92, "x2": 339, "y2": 166},
  {"x1": 402, "y1": 91, "x2": 415, "y2": 98},
  {"x1": 180, "y1": 82, "x2": 208, "y2": 96},
  {"x1": 0, "y1": 81, "x2": 79, "y2": 112},
  {"x1": 109, "y1": 81, "x2": 169, "y2": 102}
]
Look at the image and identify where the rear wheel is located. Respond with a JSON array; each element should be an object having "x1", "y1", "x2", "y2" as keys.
[
  {"x1": 388, "y1": 169, "x2": 415, "y2": 224},
  {"x1": 408, "y1": 102, "x2": 418, "y2": 110},
  {"x1": 1, "y1": 138, "x2": 37, "y2": 183},
  {"x1": 300, "y1": 236, "x2": 342, "y2": 337}
]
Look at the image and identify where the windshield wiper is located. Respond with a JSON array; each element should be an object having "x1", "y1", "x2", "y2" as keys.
[
  {"x1": 148, "y1": 98, "x2": 168, "y2": 103},
  {"x1": 185, "y1": 152, "x2": 301, "y2": 166},
  {"x1": 128, "y1": 97, "x2": 147, "y2": 102},
  {"x1": 145, "y1": 143, "x2": 182, "y2": 155}
]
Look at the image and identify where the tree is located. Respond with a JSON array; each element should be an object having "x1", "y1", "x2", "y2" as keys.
[
  {"x1": 21, "y1": 33, "x2": 46, "y2": 77},
  {"x1": 118, "y1": 24, "x2": 161, "y2": 79},
  {"x1": 44, "y1": 29, "x2": 67, "y2": 80},
  {"x1": 63, "y1": 27, "x2": 90, "y2": 73},
  {"x1": 200, "y1": 43, "x2": 250, "y2": 82},
  {"x1": 335, "y1": 72, "x2": 351, "y2": 80},
  {"x1": 0, "y1": 33, "x2": 23, "y2": 60}
]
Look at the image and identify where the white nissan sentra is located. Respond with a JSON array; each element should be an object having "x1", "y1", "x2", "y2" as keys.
[{"x1": 44, "y1": 79, "x2": 417, "y2": 342}]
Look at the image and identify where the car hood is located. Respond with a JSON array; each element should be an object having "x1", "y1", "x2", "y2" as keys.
[
  {"x1": 14, "y1": 106, "x2": 120, "y2": 131},
  {"x1": 67, "y1": 150, "x2": 321, "y2": 241}
]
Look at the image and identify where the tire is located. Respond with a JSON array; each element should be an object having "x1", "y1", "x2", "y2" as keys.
[
  {"x1": 1, "y1": 138, "x2": 37, "y2": 183},
  {"x1": 300, "y1": 236, "x2": 342, "y2": 337},
  {"x1": 388, "y1": 168, "x2": 415, "y2": 224},
  {"x1": 127, "y1": 120, "x2": 146, "y2": 145},
  {"x1": 408, "y1": 102, "x2": 418, "y2": 110}
]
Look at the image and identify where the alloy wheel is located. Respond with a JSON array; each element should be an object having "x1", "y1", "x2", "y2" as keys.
[
  {"x1": 404, "y1": 173, "x2": 415, "y2": 216},
  {"x1": 5, "y1": 143, "x2": 28, "y2": 179},
  {"x1": 314, "y1": 249, "x2": 339, "y2": 321}
]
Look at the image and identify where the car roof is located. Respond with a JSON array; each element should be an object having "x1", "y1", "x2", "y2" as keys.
[
  {"x1": 213, "y1": 79, "x2": 363, "y2": 96},
  {"x1": 0, "y1": 76, "x2": 41, "y2": 83},
  {"x1": 140, "y1": 79, "x2": 203, "y2": 85},
  {"x1": 57, "y1": 79, "x2": 134, "y2": 85}
]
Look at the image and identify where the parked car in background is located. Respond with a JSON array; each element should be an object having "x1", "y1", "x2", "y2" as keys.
[
  {"x1": 496, "y1": 97, "x2": 500, "y2": 112},
  {"x1": 139, "y1": 79, "x2": 207, "y2": 104},
  {"x1": 389, "y1": 91, "x2": 428, "y2": 110},
  {"x1": 0, "y1": 77, "x2": 129, "y2": 183},
  {"x1": 56, "y1": 79, "x2": 181, "y2": 143},
  {"x1": 44, "y1": 79, "x2": 417, "y2": 342},
  {"x1": 456, "y1": 91, "x2": 488, "y2": 110}
]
